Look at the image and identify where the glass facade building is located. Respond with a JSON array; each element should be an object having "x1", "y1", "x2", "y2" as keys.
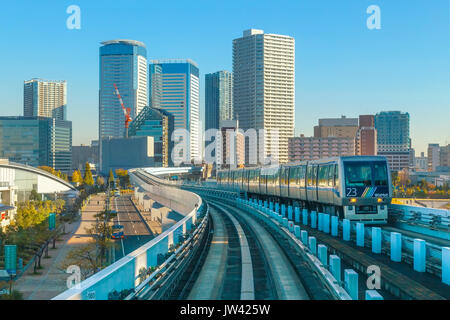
[
  {"x1": 99, "y1": 40, "x2": 148, "y2": 140},
  {"x1": 129, "y1": 106, "x2": 174, "y2": 167},
  {"x1": 149, "y1": 60, "x2": 200, "y2": 161},
  {"x1": 205, "y1": 71, "x2": 233, "y2": 131},
  {"x1": 0, "y1": 117, "x2": 72, "y2": 173}
]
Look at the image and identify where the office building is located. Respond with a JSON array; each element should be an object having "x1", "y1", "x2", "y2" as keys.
[
  {"x1": 374, "y1": 111, "x2": 411, "y2": 172},
  {"x1": 100, "y1": 136, "x2": 155, "y2": 174},
  {"x1": 72, "y1": 143, "x2": 99, "y2": 171},
  {"x1": 216, "y1": 120, "x2": 244, "y2": 168},
  {"x1": 233, "y1": 29, "x2": 295, "y2": 164},
  {"x1": 288, "y1": 135, "x2": 355, "y2": 162},
  {"x1": 0, "y1": 117, "x2": 72, "y2": 173},
  {"x1": 440, "y1": 144, "x2": 450, "y2": 168},
  {"x1": 205, "y1": 71, "x2": 233, "y2": 131},
  {"x1": 99, "y1": 40, "x2": 148, "y2": 141},
  {"x1": 414, "y1": 152, "x2": 428, "y2": 172},
  {"x1": 149, "y1": 60, "x2": 200, "y2": 162},
  {"x1": 314, "y1": 116, "x2": 359, "y2": 138},
  {"x1": 24, "y1": 79, "x2": 67, "y2": 120},
  {"x1": 129, "y1": 106, "x2": 174, "y2": 167},
  {"x1": 355, "y1": 115, "x2": 377, "y2": 156}
]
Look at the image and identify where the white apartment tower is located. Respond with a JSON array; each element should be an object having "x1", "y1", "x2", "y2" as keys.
[
  {"x1": 24, "y1": 79, "x2": 67, "y2": 120},
  {"x1": 233, "y1": 29, "x2": 295, "y2": 164}
]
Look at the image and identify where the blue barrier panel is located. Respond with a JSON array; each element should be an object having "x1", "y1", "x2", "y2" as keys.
[
  {"x1": 311, "y1": 211, "x2": 317, "y2": 229},
  {"x1": 343, "y1": 219, "x2": 351, "y2": 241},
  {"x1": 302, "y1": 209, "x2": 308, "y2": 225},
  {"x1": 259, "y1": 200, "x2": 263, "y2": 207},
  {"x1": 281, "y1": 204, "x2": 286, "y2": 217},
  {"x1": 275, "y1": 203, "x2": 280, "y2": 214},
  {"x1": 282, "y1": 217, "x2": 288, "y2": 228},
  {"x1": 264, "y1": 200, "x2": 268, "y2": 208},
  {"x1": 390, "y1": 232, "x2": 402, "y2": 262},
  {"x1": 294, "y1": 207, "x2": 300, "y2": 223},
  {"x1": 323, "y1": 214, "x2": 330, "y2": 234},
  {"x1": 356, "y1": 223, "x2": 364, "y2": 247},
  {"x1": 301, "y1": 230, "x2": 308, "y2": 245},
  {"x1": 331, "y1": 216, "x2": 339, "y2": 237},
  {"x1": 294, "y1": 225, "x2": 301, "y2": 238},
  {"x1": 372, "y1": 227, "x2": 382, "y2": 254},
  {"x1": 318, "y1": 213, "x2": 323, "y2": 231},
  {"x1": 365, "y1": 290, "x2": 383, "y2": 300},
  {"x1": 308, "y1": 236, "x2": 317, "y2": 255},
  {"x1": 414, "y1": 239, "x2": 426, "y2": 272},
  {"x1": 344, "y1": 269, "x2": 359, "y2": 300},
  {"x1": 330, "y1": 255, "x2": 341, "y2": 283},
  {"x1": 288, "y1": 221, "x2": 294, "y2": 232},
  {"x1": 270, "y1": 202, "x2": 274, "y2": 211},
  {"x1": 318, "y1": 244, "x2": 328, "y2": 266},
  {"x1": 288, "y1": 206, "x2": 293, "y2": 220},
  {"x1": 443, "y1": 247, "x2": 450, "y2": 285}
]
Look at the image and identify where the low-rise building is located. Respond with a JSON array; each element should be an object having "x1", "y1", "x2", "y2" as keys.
[{"x1": 288, "y1": 135, "x2": 355, "y2": 162}]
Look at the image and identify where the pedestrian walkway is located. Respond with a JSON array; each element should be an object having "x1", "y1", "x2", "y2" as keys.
[{"x1": 13, "y1": 194, "x2": 106, "y2": 300}]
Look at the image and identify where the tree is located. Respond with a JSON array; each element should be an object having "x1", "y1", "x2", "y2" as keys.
[
  {"x1": 38, "y1": 166, "x2": 56, "y2": 176},
  {"x1": 71, "y1": 170, "x2": 83, "y2": 185},
  {"x1": 96, "y1": 176, "x2": 105, "y2": 187},
  {"x1": 29, "y1": 189, "x2": 40, "y2": 201},
  {"x1": 115, "y1": 169, "x2": 130, "y2": 188},
  {"x1": 83, "y1": 163, "x2": 94, "y2": 186},
  {"x1": 108, "y1": 169, "x2": 115, "y2": 188}
]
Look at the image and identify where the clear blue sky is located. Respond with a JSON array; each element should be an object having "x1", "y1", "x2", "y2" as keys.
[{"x1": 1, "y1": 0, "x2": 449, "y2": 155}]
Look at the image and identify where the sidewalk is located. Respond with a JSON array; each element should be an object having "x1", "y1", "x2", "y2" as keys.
[{"x1": 13, "y1": 194, "x2": 106, "y2": 300}]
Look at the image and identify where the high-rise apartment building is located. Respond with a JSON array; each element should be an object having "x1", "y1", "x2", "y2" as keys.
[
  {"x1": 24, "y1": 79, "x2": 67, "y2": 120},
  {"x1": 216, "y1": 120, "x2": 244, "y2": 169},
  {"x1": 233, "y1": 29, "x2": 295, "y2": 164},
  {"x1": 205, "y1": 71, "x2": 233, "y2": 131},
  {"x1": 427, "y1": 143, "x2": 440, "y2": 172},
  {"x1": 99, "y1": 40, "x2": 148, "y2": 140},
  {"x1": 149, "y1": 60, "x2": 200, "y2": 162},
  {"x1": 440, "y1": 144, "x2": 450, "y2": 168},
  {"x1": 355, "y1": 115, "x2": 377, "y2": 156},
  {"x1": 288, "y1": 135, "x2": 355, "y2": 162},
  {"x1": 0, "y1": 117, "x2": 72, "y2": 173},
  {"x1": 375, "y1": 111, "x2": 411, "y2": 172}
]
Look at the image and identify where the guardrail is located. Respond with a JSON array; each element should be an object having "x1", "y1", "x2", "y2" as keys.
[{"x1": 52, "y1": 172, "x2": 202, "y2": 300}]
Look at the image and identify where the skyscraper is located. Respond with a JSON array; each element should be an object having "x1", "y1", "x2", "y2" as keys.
[
  {"x1": 149, "y1": 60, "x2": 200, "y2": 162},
  {"x1": 205, "y1": 71, "x2": 233, "y2": 131},
  {"x1": 24, "y1": 79, "x2": 67, "y2": 120},
  {"x1": 375, "y1": 111, "x2": 410, "y2": 172},
  {"x1": 233, "y1": 29, "x2": 295, "y2": 164},
  {"x1": 99, "y1": 40, "x2": 148, "y2": 140},
  {"x1": 355, "y1": 115, "x2": 377, "y2": 156}
]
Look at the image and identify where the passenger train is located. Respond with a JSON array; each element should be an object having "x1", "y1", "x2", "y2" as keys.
[{"x1": 217, "y1": 156, "x2": 392, "y2": 224}]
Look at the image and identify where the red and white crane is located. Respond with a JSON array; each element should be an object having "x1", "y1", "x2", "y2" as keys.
[{"x1": 113, "y1": 83, "x2": 132, "y2": 138}]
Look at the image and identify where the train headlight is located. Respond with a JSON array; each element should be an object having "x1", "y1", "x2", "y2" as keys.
[
  {"x1": 377, "y1": 198, "x2": 383, "y2": 203},
  {"x1": 350, "y1": 198, "x2": 357, "y2": 203}
]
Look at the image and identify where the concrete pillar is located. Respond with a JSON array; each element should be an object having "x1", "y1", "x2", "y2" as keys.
[
  {"x1": 301, "y1": 230, "x2": 308, "y2": 245},
  {"x1": 318, "y1": 244, "x2": 328, "y2": 266},
  {"x1": 331, "y1": 216, "x2": 339, "y2": 237},
  {"x1": 413, "y1": 239, "x2": 426, "y2": 272},
  {"x1": 372, "y1": 227, "x2": 382, "y2": 254},
  {"x1": 356, "y1": 223, "x2": 364, "y2": 247},
  {"x1": 302, "y1": 209, "x2": 308, "y2": 225},
  {"x1": 288, "y1": 206, "x2": 293, "y2": 220},
  {"x1": 294, "y1": 207, "x2": 300, "y2": 223},
  {"x1": 365, "y1": 290, "x2": 383, "y2": 300},
  {"x1": 390, "y1": 232, "x2": 402, "y2": 262},
  {"x1": 311, "y1": 211, "x2": 317, "y2": 229},
  {"x1": 323, "y1": 214, "x2": 330, "y2": 234},
  {"x1": 343, "y1": 219, "x2": 351, "y2": 241},
  {"x1": 318, "y1": 212, "x2": 323, "y2": 231},
  {"x1": 344, "y1": 269, "x2": 359, "y2": 300},
  {"x1": 308, "y1": 236, "x2": 317, "y2": 255},
  {"x1": 329, "y1": 255, "x2": 341, "y2": 283},
  {"x1": 442, "y1": 247, "x2": 450, "y2": 285},
  {"x1": 294, "y1": 225, "x2": 301, "y2": 239},
  {"x1": 281, "y1": 204, "x2": 286, "y2": 217}
]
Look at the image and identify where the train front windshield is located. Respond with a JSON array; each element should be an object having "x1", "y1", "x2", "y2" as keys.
[{"x1": 344, "y1": 161, "x2": 389, "y2": 188}]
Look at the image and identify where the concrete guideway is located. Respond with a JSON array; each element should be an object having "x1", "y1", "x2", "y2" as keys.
[
  {"x1": 217, "y1": 201, "x2": 310, "y2": 300},
  {"x1": 187, "y1": 206, "x2": 229, "y2": 299}
]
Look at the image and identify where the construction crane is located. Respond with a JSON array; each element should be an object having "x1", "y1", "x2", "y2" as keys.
[{"x1": 113, "y1": 83, "x2": 132, "y2": 138}]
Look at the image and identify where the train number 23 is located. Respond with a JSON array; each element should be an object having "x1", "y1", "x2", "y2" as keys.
[{"x1": 346, "y1": 188, "x2": 357, "y2": 197}]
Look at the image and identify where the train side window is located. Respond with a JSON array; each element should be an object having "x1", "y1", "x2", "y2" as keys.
[
  {"x1": 328, "y1": 164, "x2": 334, "y2": 186},
  {"x1": 334, "y1": 164, "x2": 339, "y2": 188},
  {"x1": 307, "y1": 165, "x2": 312, "y2": 186}
]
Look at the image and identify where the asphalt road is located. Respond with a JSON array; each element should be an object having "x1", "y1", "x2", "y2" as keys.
[{"x1": 112, "y1": 195, "x2": 153, "y2": 260}]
